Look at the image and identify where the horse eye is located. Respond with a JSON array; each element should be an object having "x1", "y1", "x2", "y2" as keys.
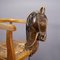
[{"x1": 33, "y1": 17, "x2": 36, "y2": 23}]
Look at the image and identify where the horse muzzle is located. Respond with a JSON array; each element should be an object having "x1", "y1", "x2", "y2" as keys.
[
  {"x1": 37, "y1": 31, "x2": 46, "y2": 41},
  {"x1": 40, "y1": 32, "x2": 46, "y2": 41}
]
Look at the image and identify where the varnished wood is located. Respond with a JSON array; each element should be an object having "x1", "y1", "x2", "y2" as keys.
[
  {"x1": 0, "y1": 19, "x2": 32, "y2": 60},
  {"x1": 0, "y1": 23, "x2": 16, "y2": 31},
  {"x1": 6, "y1": 30, "x2": 16, "y2": 60},
  {"x1": 0, "y1": 7, "x2": 47, "y2": 60},
  {"x1": 17, "y1": 50, "x2": 32, "y2": 60},
  {"x1": 0, "y1": 41, "x2": 33, "y2": 60},
  {"x1": 0, "y1": 18, "x2": 26, "y2": 24}
]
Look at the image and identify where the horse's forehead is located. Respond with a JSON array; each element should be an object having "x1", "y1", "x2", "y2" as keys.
[{"x1": 37, "y1": 13, "x2": 47, "y2": 21}]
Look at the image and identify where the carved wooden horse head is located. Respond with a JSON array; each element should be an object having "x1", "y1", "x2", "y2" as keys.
[
  {"x1": 37, "y1": 7, "x2": 47, "y2": 41},
  {"x1": 25, "y1": 7, "x2": 47, "y2": 56}
]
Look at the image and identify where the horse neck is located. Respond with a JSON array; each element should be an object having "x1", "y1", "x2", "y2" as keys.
[{"x1": 26, "y1": 26, "x2": 37, "y2": 46}]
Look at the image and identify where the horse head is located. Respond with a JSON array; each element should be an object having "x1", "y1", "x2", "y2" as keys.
[
  {"x1": 25, "y1": 7, "x2": 47, "y2": 56},
  {"x1": 37, "y1": 7, "x2": 47, "y2": 41}
]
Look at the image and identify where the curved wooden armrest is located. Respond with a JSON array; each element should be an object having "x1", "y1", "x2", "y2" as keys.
[
  {"x1": 0, "y1": 18, "x2": 26, "y2": 24},
  {"x1": 0, "y1": 23, "x2": 16, "y2": 31}
]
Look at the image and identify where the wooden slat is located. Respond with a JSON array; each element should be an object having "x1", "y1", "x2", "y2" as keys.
[
  {"x1": 0, "y1": 23, "x2": 16, "y2": 31},
  {"x1": 0, "y1": 18, "x2": 26, "y2": 24}
]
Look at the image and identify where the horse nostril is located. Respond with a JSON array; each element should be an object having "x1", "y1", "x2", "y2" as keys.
[
  {"x1": 41, "y1": 35, "x2": 44, "y2": 39},
  {"x1": 40, "y1": 34, "x2": 46, "y2": 41},
  {"x1": 42, "y1": 35, "x2": 44, "y2": 38}
]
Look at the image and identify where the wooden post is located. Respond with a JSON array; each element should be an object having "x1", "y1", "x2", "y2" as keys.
[
  {"x1": 6, "y1": 30, "x2": 16, "y2": 60},
  {"x1": 6, "y1": 21, "x2": 16, "y2": 60}
]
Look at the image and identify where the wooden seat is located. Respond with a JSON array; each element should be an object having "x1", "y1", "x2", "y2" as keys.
[{"x1": 0, "y1": 41, "x2": 32, "y2": 60}]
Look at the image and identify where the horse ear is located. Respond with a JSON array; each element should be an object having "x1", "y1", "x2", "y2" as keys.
[{"x1": 40, "y1": 7, "x2": 45, "y2": 14}]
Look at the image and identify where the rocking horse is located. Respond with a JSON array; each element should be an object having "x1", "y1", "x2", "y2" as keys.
[{"x1": 0, "y1": 7, "x2": 47, "y2": 60}]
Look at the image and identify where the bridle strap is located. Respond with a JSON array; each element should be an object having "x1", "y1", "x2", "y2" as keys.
[{"x1": 26, "y1": 32, "x2": 39, "y2": 48}]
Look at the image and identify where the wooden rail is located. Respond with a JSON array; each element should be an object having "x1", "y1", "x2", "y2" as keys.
[
  {"x1": 0, "y1": 23, "x2": 16, "y2": 31},
  {"x1": 0, "y1": 18, "x2": 26, "y2": 23}
]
